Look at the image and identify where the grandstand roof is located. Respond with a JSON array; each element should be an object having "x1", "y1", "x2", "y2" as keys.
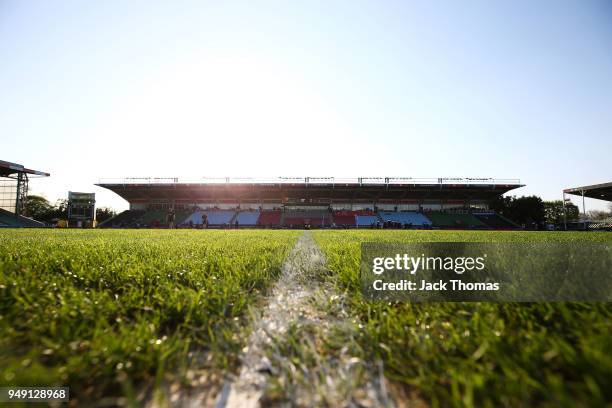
[
  {"x1": 564, "y1": 182, "x2": 612, "y2": 202},
  {"x1": 0, "y1": 160, "x2": 50, "y2": 177},
  {"x1": 97, "y1": 177, "x2": 524, "y2": 203}
]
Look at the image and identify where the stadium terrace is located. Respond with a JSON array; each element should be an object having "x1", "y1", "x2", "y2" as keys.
[{"x1": 96, "y1": 176, "x2": 524, "y2": 229}]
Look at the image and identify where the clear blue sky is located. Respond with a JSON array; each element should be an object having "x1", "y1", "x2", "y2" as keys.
[{"x1": 1, "y1": 0, "x2": 611, "y2": 211}]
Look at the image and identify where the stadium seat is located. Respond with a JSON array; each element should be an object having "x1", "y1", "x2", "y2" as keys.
[
  {"x1": 284, "y1": 217, "x2": 328, "y2": 227},
  {"x1": 182, "y1": 210, "x2": 236, "y2": 226},
  {"x1": 132, "y1": 209, "x2": 190, "y2": 227},
  {"x1": 205, "y1": 210, "x2": 236, "y2": 225},
  {"x1": 473, "y1": 213, "x2": 517, "y2": 229},
  {"x1": 355, "y1": 215, "x2": 379, "y2": 227},
  {"x1": 182, "y1": 210, "x2": 204, "y2": 226},
  {"x1": 257, "y1": 210, "x2": 282, "y2": 227},
  {"x1": 235, "y1": 210, "x2": 260, "y2": 225},
  {"x1": 99, "y1": 209, "x2": 145, "y2": 228},
  {"x1": 355, "y1": 210, "x2": 376, "y2": 215},
  {"x1": 137, "y1": 210, "x2": 167, "y2": 227},
  {"x1": 0, "y1": 208, "x2": 44, "y2": 227},
  {"x1": 283, "y1": 210, "x2": 330, "y2": 227},
  {"x1": 426, "y1": 212, "x2": 488, "y2": 229},
  {"x1": 0, "y1": 211, "x2": 21, "y2": 227},
  {"x1": 174, "y1": 210, "x2": 191, "y2": 225},
  {"x1": 332, "y1": 210, "x2": 376, "y2": 226},
  {"x1": 378, "y1": 211, "x2": 432, "y2": 227},
  {"x1": 332, "y1": 214, "x2": 357, "y2": 226}
]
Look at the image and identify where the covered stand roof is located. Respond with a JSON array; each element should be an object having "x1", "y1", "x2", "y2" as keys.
[
  {"x1": 564, "y1": 182, "x2": 612, "y2": 202},
  {"x1": 0, "y1": 160, "x2": 50, "y2": 177},
  {"x1": 97, "y1": 177, "x2": 524, "y2": 203}
]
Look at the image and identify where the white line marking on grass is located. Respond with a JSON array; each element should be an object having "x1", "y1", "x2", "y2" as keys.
[{"x1": 217, "y1": 232, "x2": 393, "y2": 408}]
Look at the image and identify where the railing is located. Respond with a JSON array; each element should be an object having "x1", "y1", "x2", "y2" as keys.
[{"x1": 98, "y1": 177, "x2": 521, "y2": 186}]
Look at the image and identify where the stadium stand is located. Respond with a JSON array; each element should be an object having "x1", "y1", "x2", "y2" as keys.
[
  {"x1": 97, "y1": 177, "x2": 525, "y2": 229},
  {"x1": 283, "y1": 217, "x2": 325, "y2": 227},
  {"x1": 332, "y1": 210, "x2": 377, "y2": 227},
  {"x1": 204, "y1": 210, "x2": 236, "y2": 225},
  {"x1": 181, "y1": 210, "x2": 235, "y2": 226},
  {"x1": 154, "y1": 210, "x2": 191, "y2": 226},
  {"x1": 355, "y1": 210, "x2": 376, "y2": 215},
  {"x1": 174, "y1": 210, "x2": 191, "y2": 225},
  {"x1": 98, "y1": 207, "x2": 520, "y2": 230},
  {"x1": 137, "y1": 210, "x2": 167, "y2": 227},
  {"x1": 182, "y1": 210, "x2": 206, "y2": 226},
  {"x1": 426, "y1": 212, "x2": 488, "y2": 229},
  {"x1": 126, "y1": 209, "x2": 190, "y2": 227},
  {"x1": 473, "y1": 212, "x2": 517, "y2": 229},
  {"x1": 99, "y1": 209, "x2": 145, "y2": 228},
  {"x1": 235, "y1": 210, "x2": 260, "y2": 226},
  {"x1": 332, "y1": 211, "x2": 357, "y2": 226},
  {"x1": 379, "y1": 211, "x2": 432, "y2": 227},
  {"x1": 257, "y1": 210, "x2": 282, "y2": 227},
  {"x1": 0, "y1": 208, "x2": 44, "y2": 227},
  {"x1": 283, "y1": 209, "x2": 330, "y2": 227},
  {"x1": 355, "y1": 214, "x2": 379, "y2": 227}
]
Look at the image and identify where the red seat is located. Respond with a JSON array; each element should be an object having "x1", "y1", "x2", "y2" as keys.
[
  {"x1": 332, "y1": 214, "x2": 356, "y2": 226},
  {"x1": 257, "y1": 211, "x2": 282, "y2": 226},
  {"x1": 284, "y1": 217, "x2": 327, "y2": 227}
]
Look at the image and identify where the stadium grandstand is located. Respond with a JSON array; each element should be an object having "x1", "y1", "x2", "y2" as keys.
[
  {"x1": 98, "y1": 177, "x2": 523, "y2": 230},
  {"x1": 563, "y1": 181, "x2": 612, "y2": 231},
  {"x1": 0, "y1": 159, "x2": 49, "y2": 227},
  {"x1": 564, "y1": 181, "x2": 612, "y2": 211}
]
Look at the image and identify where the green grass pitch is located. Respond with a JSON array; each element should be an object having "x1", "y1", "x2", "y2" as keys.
[
  {"x1": 1, "y1": 229, "x2": 610, "y2": 406},
  {"x1": 312, "y1": 230, "x2": 612, "y2": 407}
]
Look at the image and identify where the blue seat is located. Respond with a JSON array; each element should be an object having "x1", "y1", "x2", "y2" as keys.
[
  {"x1": 181, "y1": 210, "x2": 235, "y2": 225},
  {"x1": 204, "y1": 210, "x2": 235, "y2": 225},
  {"x1": 235, "y1": 211, "x2": 260, "y2": 225},
  {"x1": 379, "y1": 211, "x2": 432, "y2": 226},
  {"x1": 355, "y1": 215, "x2": 378, "y2": 226}
]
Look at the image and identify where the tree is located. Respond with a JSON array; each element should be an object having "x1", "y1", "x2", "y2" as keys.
[
  {"x1": 489, "y1": 195, "x2": 513, "y2": 217},
  {"x1": 587, "y1": 209, "x2": 612, "y2": 221},
  {"x1": 24, "y1": 195, "x2": 54, "y2": 222},
  {"x1": 544, "y1": 200, "x2": 579, "y2": 225},
  {"x1": 96, "y1": 207, "x2": 117, "y2": 223},
  {"x1": 489, "y1": 195, "x2": 545, "y2": 228},
  {"x1": 46, "y1": 199, "x2": 68, "y2": 220},
  {"x1": 511, "y1": 196, "x2": 545, "y2": 227}
]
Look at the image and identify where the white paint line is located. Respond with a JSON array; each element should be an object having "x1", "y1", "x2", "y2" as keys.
[{"x1": 217, "y1": 232, "x2": 394, "y2": 408}]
